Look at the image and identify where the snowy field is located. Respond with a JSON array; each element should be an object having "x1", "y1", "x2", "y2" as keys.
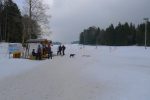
[{"x1": 0, "y1": 44, "x2": 150, "y2": 100}]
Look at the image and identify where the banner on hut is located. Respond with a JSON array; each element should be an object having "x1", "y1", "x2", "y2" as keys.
[{"x1": 8, "y1": 43, "x2": 23, "y2": 53}]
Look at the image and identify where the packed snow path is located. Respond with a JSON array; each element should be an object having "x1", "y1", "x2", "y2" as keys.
[{"x1": 0, "y1": 45, "x2": 150, "y2": 100}]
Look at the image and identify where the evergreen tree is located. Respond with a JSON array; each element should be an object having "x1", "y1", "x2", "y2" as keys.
[
  {"x1": 79, "y1": 22, "x2": 149, "y2": 46},
  {"x1": 97, "y1": 29, "x2": 106, "y2": 45},
  {"x1": 2, "y1": 0, "x2": 23, "y2": 42},
  {"x1": 136, "y1": 22, "x2": 150, "y2": 46},
  {"x1": 136, "y1": 24, "x2": 145, "y2": 45},
  {"x1": 105, "y1": 24, "x2": 115, "y2": 45},
  {"x1": 95, "y1": 27, "x2": 100, "y2": 45},
  {"x1": 129, "y1": 23, "x2": 136, "y2": 45},
  {"x1": 79, "y1": 32, "x2": 84, "y2": 44},
  {"x1": 147, "y1": 22, "x2": 150, "y2": 46},
  {"x1": 87, "y1": 26, "x2": 97, "y2": 44},
  {"x1": 115, "y1": 22, "x2": 123, "y2": 45},
  {"x1": 0, "y1": 1, "x2": 3, "y2": 41}
]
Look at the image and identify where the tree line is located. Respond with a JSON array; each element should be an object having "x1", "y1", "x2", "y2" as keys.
[
  {"x1": 79, "y1": 22, "x2": 150, "y2": 46},
  {"x1": 0, "y1": 0, "x2": 50, "y2": 43}
]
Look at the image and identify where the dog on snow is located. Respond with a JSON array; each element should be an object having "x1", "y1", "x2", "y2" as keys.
[{"x1": 70, "y1": 54, "x2": 75, "y2": 58}]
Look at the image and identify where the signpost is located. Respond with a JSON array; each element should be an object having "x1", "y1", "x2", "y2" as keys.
[{"x1": 8, "y1": 43, "x2": 23, "y2": 58}]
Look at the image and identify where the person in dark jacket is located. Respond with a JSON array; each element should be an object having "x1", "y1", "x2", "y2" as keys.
[
  {"x1": 61, "y1": 45, "x2": 66, "y2": 55},
  {"x1": 47, "y1": 44, "x2": 53, "y2": 59},
  {"x1": 37, "y1": 45, "x2": 42, "y2": 60},
  {"x1": 32, "y1": 49, "x2": 37, "y2": 60},
  {"x1": 32, "y1": 49, "x2": 36, "y2": 56},
  {"x1": 57, "y1": 45, "x2": 62, "y2": 55}
]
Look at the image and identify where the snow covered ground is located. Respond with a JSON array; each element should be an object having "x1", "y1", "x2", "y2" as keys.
[
  {"x1": 0, "y1": 43, "x2": 43, "y2": 80},
  {"x1": 0, "y1": 44, "x2": 150, "y2": 100}
]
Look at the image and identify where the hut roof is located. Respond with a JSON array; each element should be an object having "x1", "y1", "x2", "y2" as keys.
[{"x1": 26, "y1": 39, "x2": 52, "y2": 43}]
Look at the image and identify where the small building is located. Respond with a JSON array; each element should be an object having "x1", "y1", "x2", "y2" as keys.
[{"x1": 25, "y1": 39, "x2": 52, "y2": 58}]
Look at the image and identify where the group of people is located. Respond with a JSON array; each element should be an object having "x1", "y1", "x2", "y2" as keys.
[
  {"x1": 32, "y1": 44, "x2": 66, "y2": 60},
  {"x1": 57, "y1": 45, "x2": 66, "y2": 56},
  {"x1": 32, "y1": 43, "x2": 52, "y2": 60}
]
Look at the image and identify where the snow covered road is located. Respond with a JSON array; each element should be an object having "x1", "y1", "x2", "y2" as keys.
[{"x1": 0, "y1": 45, "x2": 150, "y2": 100}]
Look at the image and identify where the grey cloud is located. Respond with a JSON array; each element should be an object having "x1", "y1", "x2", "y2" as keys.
[
  {"x1": 14, "y1": 0, "x2": 150, "y2": 43},
  {"x1": 16, "y1": 0, "x2": 149, "y2": 43}
]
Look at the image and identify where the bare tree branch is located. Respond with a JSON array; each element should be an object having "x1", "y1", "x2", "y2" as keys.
[{"x1": 22, "y1": 0, "x2": 51, "y2": 39}]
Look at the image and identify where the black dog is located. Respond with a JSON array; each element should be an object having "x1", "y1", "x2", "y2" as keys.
[{"x1": 70, "y1": 54, "x2": 75, "y2": 58}]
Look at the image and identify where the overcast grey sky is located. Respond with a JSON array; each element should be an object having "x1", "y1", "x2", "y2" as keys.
[{"x1": 15, "y1": 0, "x2": 150, "y2": 43}]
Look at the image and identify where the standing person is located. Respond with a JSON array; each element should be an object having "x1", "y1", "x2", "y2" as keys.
[
  {"x1": 47, "y1": 43, "x2": 52, "y2": 59},
  {"x1": 42, "y1": 44, "x2": 45, "y2": 55},
  {"x1": 62, "y1": 45, "x2": 66, "y2": 55},
  {"x1": 37, "y1": 45, "x2": 42, "y2": 60},
  {"x1": 32, "y1": 49, "x2": 36, "y2": 58},
  {"x1": 57, "y1": 45, "x2": 62, "y2": 55}
]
